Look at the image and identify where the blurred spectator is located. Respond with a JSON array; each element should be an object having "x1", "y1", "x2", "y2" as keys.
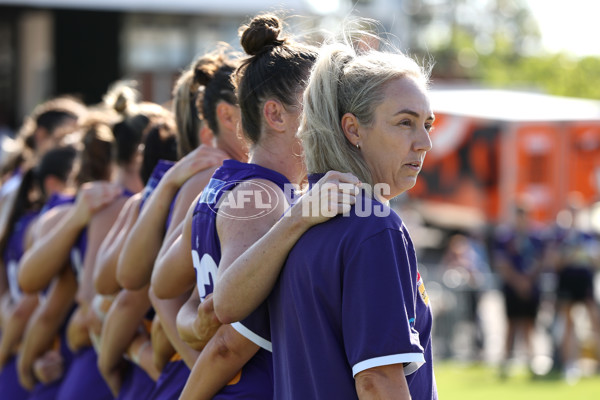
[
  {"x1": 441, "y1": 232, "x2": 491, "y2": 360},
  {"x1": 547, "y1": 193, "x2": 600, "y2": 382},
  {"x1": 494, "y1": 203, "x2": 545, "y2": 378}
]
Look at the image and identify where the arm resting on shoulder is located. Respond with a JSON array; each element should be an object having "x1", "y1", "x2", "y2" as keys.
[
  {"x1": 149, "y1": 287, "x2": 200, "y2": 369},
  {"x1": 214, "y1": 171, "x2": 360, "y2": 323},
  {"x1": 179, "y1": 324, "x2": 259, "y2": 400},
  {"x1": 18, "y1": 267, "x2": 77, "y2": 389}
]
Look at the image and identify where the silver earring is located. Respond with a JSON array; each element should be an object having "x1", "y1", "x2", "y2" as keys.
[{"x1": 356, "y1": 143, "x2": 360, "y2": 150}]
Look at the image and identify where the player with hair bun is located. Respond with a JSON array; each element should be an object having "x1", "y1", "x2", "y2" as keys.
[
  {"x1": 214, "y1": 24, "x2": 438, "y2": 399},
  {"x1": 164, "y1": 14, "x2": 357, "y2": 399}
]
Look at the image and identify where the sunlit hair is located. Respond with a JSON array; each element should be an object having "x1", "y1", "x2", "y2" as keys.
[
  {"x1": 172, "y1": 47, "x2": 239, "y2": 157},
  {"x1": 172, "y1": 68, "x2": 200, "y2": 157},
  {"x1": 140, "y1": 121, "x2": 178, "y2": 185},
  {"x1": 103, "y1": 80, "x2": 140, "y2": 116},
  {"x1": 194, "y1": 46, "x2": 239, "y2": 136},
  {"x1": 234, "y1": 14, "x2": 317, "y2": 144},
  {"x1": 76, "y1": 118, "x2": 115, "y2": 185},
  {"x1": 104, "y1": 82, "x2": 170, "y2": 166},
  {"x1": 17, "y1": 96, "x2": 87, "y2": 151},
  {"x1": 299, "y1": 26, "x2": 431, "y2": 187}
]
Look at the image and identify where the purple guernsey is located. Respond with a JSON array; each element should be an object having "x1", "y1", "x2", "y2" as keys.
[
  {"x1": 251, "y1": 174, "x2": 437, "y2": 399},
  {"x1": 0, "y1": 211, "x2": 40, "y2": 399},
  {"x1": 190, "y1": 159, "x2": 295, "y2": 398},
  {"x1": 3, "y1": 211, "x2": 39, "y2": 303},
  {"x1": 140, "y1": 160, "x2": 175, "y2": 211}
]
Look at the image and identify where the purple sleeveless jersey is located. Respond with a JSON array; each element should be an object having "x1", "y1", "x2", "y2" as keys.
[
  {"x1": 0, "y1": 357, "x2": 30, "y2": 400},
  {"x1": 252, "y1": 174, "x2": 437, "y2": 399},
  {"x1": 59, "y1": 188, "x2": 135, "y2": 400},
  {"x1": 3, "y1": 211, "x2": 39, "y2": 303},
  {"x1": 140, "y1": 160, "x2": 175, "y2": 211},
  {"x1": 117, "y1": 161, "x2": 176, "y2": 399},
  {"x1": 148, "y1": 166, "x2": 196, "y2": 400},
  {"x1": 140, "y1": 161, "x2": 175, "y2": 325},
  {"x1": 148, "y1": 360, "x2": 189, "y2": 400},
  {"x1": 41, "y1": 192, "x2": 75, "y2": 214},
  {"x1": 116, "y1": 362, "x2": 155, "y2": 400},
  {"x1": 55, "y1": 347, "x2": 113, "y2": 400},
  {"x1": 0, "y1": 193, "x2": 76, "y2": 400},
  {"x1": 69, "y1": 187, "x2": 134, "y2": 279},
  {"x1": 190, "y1": 159, "x2": 296, "y2": 399}
]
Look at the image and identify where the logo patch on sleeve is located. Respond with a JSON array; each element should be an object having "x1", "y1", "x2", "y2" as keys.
[{"x1": 417, "y1": 272, "x2": 430, "y2": 306}]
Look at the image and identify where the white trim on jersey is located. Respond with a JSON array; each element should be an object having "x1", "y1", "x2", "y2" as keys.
[
  {"x1": 352, "y1": 353, "x2": 425, "y2": 377},
  {"x1": 231, "y1": 322, "x2": 272, "y2": 352}
]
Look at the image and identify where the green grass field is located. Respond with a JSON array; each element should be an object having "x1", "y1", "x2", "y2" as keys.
[{"x1": 435, "y1": 361, "x2": 600, "y2": 400}]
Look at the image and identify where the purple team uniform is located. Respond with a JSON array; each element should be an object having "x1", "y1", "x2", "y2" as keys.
[
  {"x1": 29, "y1": 193, "x2": 77, "y2": 400},
  {"x1": 0, "y1": 211, "x2": 40, "y2": 400},
  {"x1": 148, "y1": 162, "x2": 190, "y2": 400},
  {"x1": 494, "y1": 227, "x2": 544, "y2": 318},
  {"x1": 40, "y1": 192, "x2": 75, "y2": 214},
  {"x1": 244, "y1": 174, "x2": 437, "y2": 399},
  {"x1": 57, "y1": 190, "x2": 138, "y2": 400},
  {"x1": 0, "y1": 193, "x2": 77, "y2": 400},
  {"x1": 190, "y1": 159, "x2": 292, "y2": 399},
  {"x1": 139, "y1": 160, "x2": 175, "y2": 211},
  {"x1": 148, "y1": 358, "x2": 189, "y2": 400},
  {"x1": 117, "y1": 161, "x2": 175, "y2": 400},
  {"x1": 552, "y1": 228, "x2": 598, "y2": 302},
  {"x1": 3, "y1": 211, "x2": 39, "y2": 305}
]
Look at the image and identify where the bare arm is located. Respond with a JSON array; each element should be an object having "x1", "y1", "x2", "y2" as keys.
[
  {"x1": 355, "y1": 363, "x2": 411, "y2": 400},
  {"x1": 0, "y1": 215, "x2": 42, "y2": 368},
  {"x1": 78, "y1": 196, "x2": 127, "y2": 307},
  {"x1": 18, "y1": 205, "x2": 73, "y2": 292},
  {"x1": 0, "y1": 190, "x2": 19, "y2": 298},
  {"x1": 176, "y1": 181, "x2": 290, "y2": 396},
  {"x1": 0, "y1": 191, "x2": 17, "y2": 299},
  {"x1": 0, "y1": 291, "x2": 10, "y2": 331},
  {"x1": 214, "y1": 172, "x2": 360, "y2": 323},
  {"x1": 17, "y1": 267, "x2": 77, "y2": 389},
  {"x1": 179, "y1": 325, "x2": 259, "y2": 400},
  {"x1": 98, "y1": 286, "x2": 158, "y2": 396},
  {"x1": 94, "y1": 194, "x2": 142, "y2": 295},
  {"x1": 151, "y1": 201, "x2": 197, "y2": 300},
  {"x1": 19, "y1": 182, "x2": 121, "y2": 293},
  {"x1": 0, "y1": 261, "x2": 7, "y2": 308},
  {"x1": 150, "y1": 313, "x2": 176, "y2": 372},
  {"x1": 148, "y1": 287, "x2": 200, "y2": 369},
  {"x1": 0, "y1": 294, "x2": 38, "y2": 370},
  {"x1": 117, "y1": 146, "x2": 225, "y2": 290},
  {"x1": 176, "y1": 290, "x2": 220, "y2": 352},
  {"x1": 0, "y1": 189, "x2": 16, "y2": 249}
]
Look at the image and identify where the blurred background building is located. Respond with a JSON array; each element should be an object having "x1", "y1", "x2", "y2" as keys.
[{"x1": 0, "y1": 0, "x2": 412, "y2": 128}]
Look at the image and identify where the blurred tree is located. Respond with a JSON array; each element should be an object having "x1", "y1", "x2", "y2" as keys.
[
  {"x1": 404, "y1": 0, "x2": 542, "y2": 78},
  {"x1": 482, "y1": 54, "x2": 600, "y2": 100},
  {"x1": 403, "y1": 0, "x2": 600, "y2": 99}
]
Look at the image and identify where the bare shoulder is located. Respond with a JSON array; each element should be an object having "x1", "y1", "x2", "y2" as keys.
[
  {"x1": 38, "y1": 204, "x2": 73, "y2": 229},
  {"x1": 173, "y1": 165, "x2": 220, "y2": 216},
  {"x1": 92, "y1": 196, "x2": 129, "y2": 223},
  {"x1": 125, "y1": 192, "x2": 143, "y2": 209},
  {"x1": 179, "y1": 165, "x2": 220, "y2": 199},
  {"x1": 117, "y1": 193, "x2": 143, "y2": 219},
  {"x1": 216, "y1": 178, "x2": 289, "y2": 239}
]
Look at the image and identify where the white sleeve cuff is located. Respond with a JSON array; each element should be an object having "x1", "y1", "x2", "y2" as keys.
[
  {"x1": 231, "y1": 322, "x2": 273, "y2": 352},
  {"x1": 352, "y1": 353, "x2": 425, "y2": 377}
]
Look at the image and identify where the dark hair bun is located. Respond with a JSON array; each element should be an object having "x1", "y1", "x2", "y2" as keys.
[
  {"x1": 113, "y1": 93, "x2": 128, "y2": 113},
  {"x1": 240, "y1": 14, "x2": 285, "y2": 56},
  {"x1": 194, "y1": 59, "x2": 219, "y2": 86}
]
